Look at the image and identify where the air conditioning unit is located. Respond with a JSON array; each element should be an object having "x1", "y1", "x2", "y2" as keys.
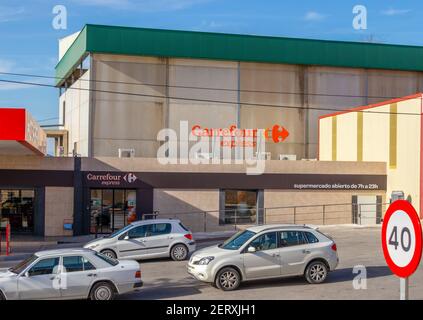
[
  {"x1": 118, "y1": 148, "x2": 135, "y2": 158},
  {"x1": 278, "y1": 154, "x2": 297, "y2": 161},
  {"x1": 255, "y1": 152, "x2": 271, "y2": 160},
  {"x1": 195, "y1": 152, "x2": 213, "y2": 160}
]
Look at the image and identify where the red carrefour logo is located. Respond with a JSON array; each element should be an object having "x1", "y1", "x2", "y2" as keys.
[
  {"x1": 192, "y1": 124, "x2": 290, "y2": 144},
  {"x1": 266, "y1": 125, "x2": 290, "y2": 143}
]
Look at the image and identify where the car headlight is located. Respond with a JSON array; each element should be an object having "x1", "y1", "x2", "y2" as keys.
[
  {"x1": 87, "y1": 243, "x2": 100, "y2": 249},
  {"x1": 196, "y1": 256, "x2": 215, "y2": 265}
]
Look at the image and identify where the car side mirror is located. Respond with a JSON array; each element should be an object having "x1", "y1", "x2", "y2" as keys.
[
  {"x1": 124, "y1": 235, "x2": 130, "y2": 240},
  {"x1": 24, "y1": 271, "x2": 30, "y2": 277},
  {"x1": 247, "y1": 246, "x2": 256, "y2": 253}
]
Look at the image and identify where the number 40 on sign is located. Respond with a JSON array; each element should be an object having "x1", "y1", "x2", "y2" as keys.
[{"x1": 382, "y1": 200, "x2": 423, "y2": 300}]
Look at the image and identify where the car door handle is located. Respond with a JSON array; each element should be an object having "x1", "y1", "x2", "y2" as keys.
[
  {"x1": 272, "y1": 253, "x2": 280, "y2": 257},
  {"x1": 303, "y1": 249, "x2": 311, "y2": 254},
  {"x1": 87, "y1": 274, "x2": 97, "y2": 277}
]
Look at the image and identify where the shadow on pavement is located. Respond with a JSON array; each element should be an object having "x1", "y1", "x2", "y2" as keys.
[
  {"x1": 237, "y1": 265, "x2": 392, "y2": 291},
  {"x1": 120, "y1": 265, "x2": 393, "y2": 300},
  {"x1": 118, "y1": 277, "x2": 209, "y2": 300}
]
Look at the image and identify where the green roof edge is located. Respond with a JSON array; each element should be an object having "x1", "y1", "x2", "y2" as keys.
[
  {"x1": 55, "y1": 24, "x2": 423, "y2": 86},
  {"x1": 55, "y1": 26, "x2": 88, "y2": 86}
]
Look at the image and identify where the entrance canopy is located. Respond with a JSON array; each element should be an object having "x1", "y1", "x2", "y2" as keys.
[{"x1": 0, "y1": 108, "x2": 47, "y2": 156}]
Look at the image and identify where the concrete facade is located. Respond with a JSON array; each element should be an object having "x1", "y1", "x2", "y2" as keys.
[
  {"x1": 0, "y1": 155, "x2": 387, "y2": 235},
  {"x1": 44, "y1": 187, "x2": 74, "y2": 236},
  {"x1": 58, "y1": 28, "x2": 423, "y2": 160}
]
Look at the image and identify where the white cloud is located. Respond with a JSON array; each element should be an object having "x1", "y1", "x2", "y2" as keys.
[
  {"x1": 0, "y1": 59, "x2": 15, "y2": 73},
  {"x1": 0, "y1": 6, "x2": 25, "y2": 23},
  {"x1": 0, "y1": 59, "x2": 53, "y2": 91},
  {"x1": 0, "y1": 77, "x2": 52, "y2": 91},
  {"x1": 381, "y1": 8, "x2": 411, "y2": 16},
  {"x1": 303, "y1": 11, "x2": 327, "y2": 22},
  {"x1": 72, "y1": 0, "x2": 211, "y2": 12}
]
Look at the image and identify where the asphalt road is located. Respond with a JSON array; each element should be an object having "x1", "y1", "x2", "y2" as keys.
[
  {"x1": 118, "y1": 225, "x2": 423, "y2": 300},
  {"x1": 3, "y1": 225, "x2": 423, "y2": 300}
]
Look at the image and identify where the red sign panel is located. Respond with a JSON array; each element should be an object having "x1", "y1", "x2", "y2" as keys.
[
  {"x1": 0, "y1": 108, "x2": 47, "y2": 155},
  {"x1": 0, "y1": 108, "x2": 26, "y2": 140}
]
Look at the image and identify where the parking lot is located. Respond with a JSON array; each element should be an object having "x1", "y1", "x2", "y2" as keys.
[
  {"x1": 2, "y1": 225, "x2": 423, "y2": 300},
  {"x1": 118, "y1": 225, "x2": 423, "y2": 300}
]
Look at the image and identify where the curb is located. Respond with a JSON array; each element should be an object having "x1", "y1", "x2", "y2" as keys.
[
  {"x1": 0, "y1": 236, "x2": 228, "y2": 262},
  {"x1": 0, "y1": 253, "x2": 31, "y2": 262}
]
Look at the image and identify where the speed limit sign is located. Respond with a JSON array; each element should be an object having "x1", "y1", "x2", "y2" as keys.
[{"x1": 382, "y1": 200, "x2": 422, "y2": 299}]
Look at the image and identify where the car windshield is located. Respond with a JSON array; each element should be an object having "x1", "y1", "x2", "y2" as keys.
[
  {"x1": 9, "y1": 254, "x2": 38, "y2": 274},
  {"x1": 106, "y1": 224, "x2": 134, "y2": 238},
  {"x1": 220, "y1": 230, "x2": 256, "y2": 250}
]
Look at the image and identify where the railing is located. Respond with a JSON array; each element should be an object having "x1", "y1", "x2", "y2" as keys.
[{"x1": 140, "y1": 202, "x2": 390, "y2": 233}]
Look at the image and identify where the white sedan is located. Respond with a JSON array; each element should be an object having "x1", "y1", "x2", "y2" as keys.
[{"x1": 0, "y1": 248, "x2": 143, "y2": 300}]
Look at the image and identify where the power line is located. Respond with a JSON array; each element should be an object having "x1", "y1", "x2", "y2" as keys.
[
  {"x1": 0, "y1": 71, "x2": 408, "y2": 101},
  {"x1": 37, "y1": 116, "x2": 59, "y2": 123},
  {"x1": 0, "y1": 78, "x2": 421, "y2": 116}
]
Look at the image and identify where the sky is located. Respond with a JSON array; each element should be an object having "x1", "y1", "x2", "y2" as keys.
[{"x1": 1, "y1": 0, "x2": 423, "y2": 124}]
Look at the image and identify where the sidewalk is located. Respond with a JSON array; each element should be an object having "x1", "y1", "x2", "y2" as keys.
[{"x1": 0, "y1": 230, "x2": 236, "y2": 263}]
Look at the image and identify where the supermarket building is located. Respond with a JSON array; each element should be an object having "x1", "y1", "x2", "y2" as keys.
[{"x1": 6, "y1": 25, "x2": 423, "y2": 236}]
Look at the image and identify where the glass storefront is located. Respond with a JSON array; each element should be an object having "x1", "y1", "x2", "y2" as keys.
[
  {"x1": 0, "y1": 189, "x2": 35, "y2": 234},
  {"x1": 223, "y1": 190, "x2": 257, "y2": 224},
  {"x1": 90, "y1": 189, "x2": 136, "y2": 234}
]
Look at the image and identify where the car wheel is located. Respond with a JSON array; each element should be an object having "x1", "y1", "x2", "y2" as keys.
[
  {"x1": 215, "y1": 267, "x2": 241, "y2": 291},
  {"x1": 305, "y1": 261, "x2": 328, "y2": 284},
  {"x1": 90, "y1": 282, "x2": 116, "y2": 301},
  {"x1": 101, "y1": 249, "x2": 117, "y2": 259},
  {"x1": 171, "y1": 244, "x2": 188, "y2": 261}
]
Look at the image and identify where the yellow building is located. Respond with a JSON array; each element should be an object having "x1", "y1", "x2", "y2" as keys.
[{"x1": 319, "y1": 93, "x2": 423, "y2": 217}]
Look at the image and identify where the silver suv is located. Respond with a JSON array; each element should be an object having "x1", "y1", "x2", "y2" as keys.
[
  {"x1": 188, "y1": 224, "x2": 338, "y2": 291},
  {"x1": 84, "y1": 219, "x2": 196, "y2": 261}
]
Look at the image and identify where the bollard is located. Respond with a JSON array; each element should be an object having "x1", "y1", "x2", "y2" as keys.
[{"x1": 6, "y1": 223, "x2": 11, "y2": 256}]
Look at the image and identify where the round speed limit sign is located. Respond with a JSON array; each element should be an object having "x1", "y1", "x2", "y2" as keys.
[{"x1": 382, "y1": 200, "x2": 422, "y2": 278}]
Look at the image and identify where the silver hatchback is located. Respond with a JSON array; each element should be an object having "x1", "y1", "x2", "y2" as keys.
[
  {"x1": 188, "y1": 224, "x2": 338, "y2": 291},
  {"x1": 84, "y1": 219, "x2": 196, "y2": 261}
]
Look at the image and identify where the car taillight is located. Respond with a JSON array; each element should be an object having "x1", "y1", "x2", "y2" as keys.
[
  {"x1": 184, "y1": 234, "x2": 193, "y2": 240},
  {"x1": 331, "y1": 243, "x2": 337, "y2": 251},
  {"x1": 135, "y1": 270, "x2": 141, "y2": 279}
]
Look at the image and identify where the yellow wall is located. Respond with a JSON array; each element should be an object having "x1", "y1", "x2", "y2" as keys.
[{"x1": 319, "y1": 96, "x2": 422, "y2": 215}]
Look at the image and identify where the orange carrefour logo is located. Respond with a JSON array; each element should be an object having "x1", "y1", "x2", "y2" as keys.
[
  {"x1": 265, "y1": 125, "x2": 290, "y2": 143},
  {"x1": 192, "y1": 124, "x2": 290, "y2": 143}
]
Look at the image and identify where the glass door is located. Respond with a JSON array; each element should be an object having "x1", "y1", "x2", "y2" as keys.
[{"x1": 90, "y1": 189, "x2": 136, "y2": 234}]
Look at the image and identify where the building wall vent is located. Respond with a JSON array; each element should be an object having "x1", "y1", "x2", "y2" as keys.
[
  {"x1": 195, "y1": 152, "x2": 213, "y2": 160},
  {"x1": 255, "y1": 152, "x2": 272, "y2": 160},
  {"x1": 278, "y1": 154, "x2": 297, "y2": 161},
  {"x1": 118, "y1": 148, "x2": 136, "y2": 158}
]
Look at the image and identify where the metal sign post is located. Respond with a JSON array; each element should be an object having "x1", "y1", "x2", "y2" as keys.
[
  {"x1": 382, "y1": 200, "x2": 422, "y2": 300},
  {"x1": 400, "y1": 277, "x2": 409, "y2": 300}
]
